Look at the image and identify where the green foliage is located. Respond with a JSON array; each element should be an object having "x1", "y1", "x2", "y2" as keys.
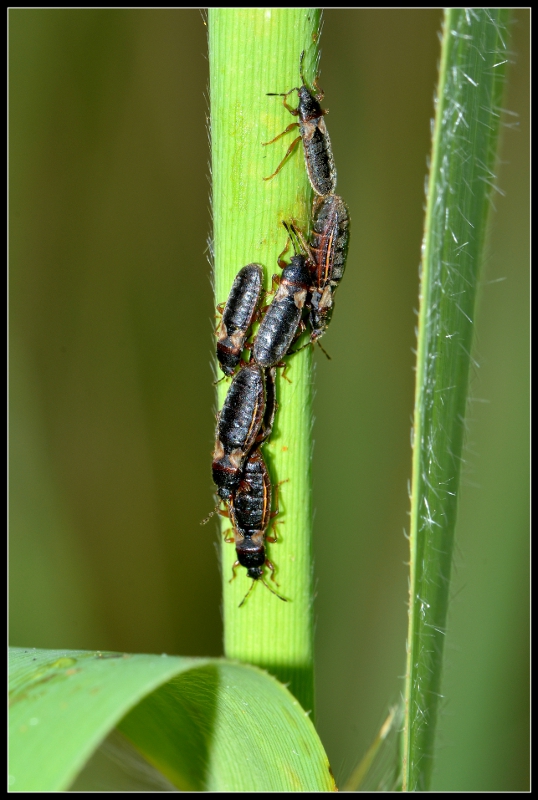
[
  {"x1": 209, "y1": 8, "x2": 320, "y2": 713},
  {"x1": 8, "y1": 647, "x2": 335, "y2": 791},
  {"x1": 403, "y1": 9, "x2": 511, "y2": 790}
]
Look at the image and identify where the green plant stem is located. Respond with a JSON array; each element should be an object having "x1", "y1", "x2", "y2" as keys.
[
  {"x1": 402, "y1": 9, "x2": 511, "y2": 790},
  {"x1": 343, "y1": 706, "x2": 398, "y2": 791},
  {"x1": 208, "y1": 9, "x2": 320, "y2": 714}
]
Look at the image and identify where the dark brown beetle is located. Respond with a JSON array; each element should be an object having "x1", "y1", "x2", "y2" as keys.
[
  {"x1": 203, "y1": 366, "x2": 276, "y2": 525},
  {"x1": 263, "y1": 50, "x2": 337, "y2": 197},
  {"x1": 307, "y1": 194, "x2": 350, "y2": 342},
  {"x1": 211, "y1": 363, "x2": 267, "y2": 501},
  {"x1": 216, "y1": 264, "x2": 264, "y2": 376},
  {"x1": 284, "y1": 197, "x2": 350, "y2": 354},
  {"x1": 224, "y1": 449, "x2": 286, "y2": 606},
  {"x1": 252, "y1": 228, "x2": 311, "y2": 371}
]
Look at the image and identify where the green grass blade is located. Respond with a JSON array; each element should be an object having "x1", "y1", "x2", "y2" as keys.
[
  {"x1": 9, "y1": 647, "x2": 336, "y2": 791},
  {"x1": 343, "y1": 706, "x2": 399, "y2": 791},
  {"x1": 402, "y1": 9, "x2": 511, "y2": 791},
  {"x1": 208, "y1": 9, "x2": 320, "y2": 714}
]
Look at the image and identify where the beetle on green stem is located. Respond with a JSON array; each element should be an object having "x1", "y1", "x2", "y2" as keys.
[
  {"x1": 216, "y1": 263, "x2": 264, "y2": 377},
  {"x1": 223, "y1": 449, "x2": 287, "y2": 607},
  {"x1": 263, "y1": 50, "x2": 337, "y2": 197}
]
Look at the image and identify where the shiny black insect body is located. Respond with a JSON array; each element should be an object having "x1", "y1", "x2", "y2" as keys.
[
  {"x1": 211, "y1": 363, "x2": 267, "y2": 501},
  {"x1": 216, "y1": 264, "x2": 264, "y2": 376},
  {"x1": 308, "y1": 194, "x2": 350, "y2": 341},
  {"x1": 226, "y1": 449, "x2": 286, "y2": 606},
  {"x1": 261, "y1": 366, "x2": 277, "y2": 442},
  {"x1": 263, "y1": 51, "x2": 336, "y2": 197},
  {"x1": 252, "y1": 255, "x2": 311, "y2": 370}
]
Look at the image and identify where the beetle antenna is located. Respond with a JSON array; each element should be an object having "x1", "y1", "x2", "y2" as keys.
[
  {"x1": 289, "y1": 339, "x2": 310, "y2": 356},
  {"x1": 238, "y1": 579, "x2": 257, "y2": 607},
  {"x1": 200, "y1": 501, "x2": 221, "y2": 525},
  {"x1": 266, "y1": 87, "x2": 300, "y2": 98},
  {"x1": 291, "y1": 336, "x2": 332, "y2": 360},
  {"x1": 238, "y1": 577, "x2": 288, "y2": 607},
  {"x1": 282, "y1": 220, "x2": 301, "y2": 256},
  {"x1": 299, "y1": 49, "x2": 307, "y2": 87},
  {"x1": 316, "y1": 339, "x2": 332, "y2": 360},
  {"x1": 261, "y1": 578, "x2": 287, "y2": 602},
  {"x1": 289, "y1": 221, "x2": 315, "y2": 262}
]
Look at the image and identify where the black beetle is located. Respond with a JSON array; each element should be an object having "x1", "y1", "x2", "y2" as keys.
[
  {"x1": 252, "y1": 232, "x2": 311, "y2": 371},
  {"x1": 216, "y1": 264, "x2": 264, "y2": 376},
  {"x1": 211, "y1": 362, "x2": 267, "y2": 501},
  {"x1": 308, "y1": 194, "x2": 350, "y2": 342},
  {"x1": 226, "y1": 449, "x2": 286, "y2": 606},
  {"x1": 263, "y1": 50, "x2": 336, "y2": 197}
]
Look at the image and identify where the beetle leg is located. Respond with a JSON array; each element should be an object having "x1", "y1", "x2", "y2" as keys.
[
  {"x1": 276, "y1": 236, "x2": 291, "y2": 270},
  {"x1": 229, "y1": 560, "x2": 241, "y2": 582},
  {"x1": 262, "y1": 120, "x2": 299, "y2": 147},
  {"x1": 263, "y1": 135, "x2": 302, "y2": 182},
  {"x1": 282, "y1": 95, "x2": 300, "y2": 115},
  {"x1": 272, "y1": 478, "x2": 289, "y2": 516},
  {"x1": 256, "y1": 402, "x2": 278, "y2": 445},
  {"x1": 316, "y1": 338, "x2": 332, "y2": 360},
  {"x1": 271, "y1": 273, "x2": 283, "y2": 292},
  {"x1": 267, "y1": 479, "x2": 289, "y2": 541},
  {"x1": 266, "y1": 518, "x2": 281, "y2": 543},
  {"x1": 276, "y1": 360, "x2": 292, "y2": 384},
  {"x1": 290, "y1": 319, "x2": 307, "y2": 346},
  {"x1": 267, "y1": 86, "x2": 300, "y2": 115},
  {"x1": 278, "y1": 86, "x2": 301, "y2": 115},
  {"x1": 222, "y1": 528, "x2": 235, "y2": 544},
  {"x1": 264, "y1": 559, "x2": 279, "y2": 585}
]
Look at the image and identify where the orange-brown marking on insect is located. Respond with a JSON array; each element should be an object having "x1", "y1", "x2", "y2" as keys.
[
  {"x1": 294, "y1": 288, "x2": 307, "y2": 309},
  {"x1": 261, "y1": 462, "x2": 271, "y2": 529},
  {"x1": 217, "y1": 320, "x2": 228, "y2": 342},
  {"x1": 319, "y1": 285, "x2": 333, "y2": 310},
  {"x1": 229, "y1": 448, "x2": 243, "y2": 470},
  {"x1": 230, "y1": 330, "x2": 244, "y2": 349},
  {"x1": 321, "y1": 225, "x2": 336, "y2": 285},
  {"x1": 274, "y1": 283, "x2": 288, "y2": 303},
  {"x1": 244, "y1": 385, "x2": 264, "y2": 448}
]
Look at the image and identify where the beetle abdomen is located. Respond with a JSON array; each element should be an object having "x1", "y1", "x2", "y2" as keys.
[
  {"x1": 253, "y1": 297, "x2": 302, "y2": 367},
  {"x1": 300, "y1": 117, "x2": 337, "y2": 197},
  {"x1": 217, "y1": 264, "x2": 263, "y2": 375}
]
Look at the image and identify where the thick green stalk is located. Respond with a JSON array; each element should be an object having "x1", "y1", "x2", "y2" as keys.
[
  {"x1": 208, "y1": 9, "x2": 320, "y2": 714},
  {"x1": 402, "y1": 9, "x2": 510, "y2": 790}
]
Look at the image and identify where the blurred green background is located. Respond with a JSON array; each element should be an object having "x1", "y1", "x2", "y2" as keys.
[{"x1": 9, "y1": 9, "x2": 529, "y2": 791}]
